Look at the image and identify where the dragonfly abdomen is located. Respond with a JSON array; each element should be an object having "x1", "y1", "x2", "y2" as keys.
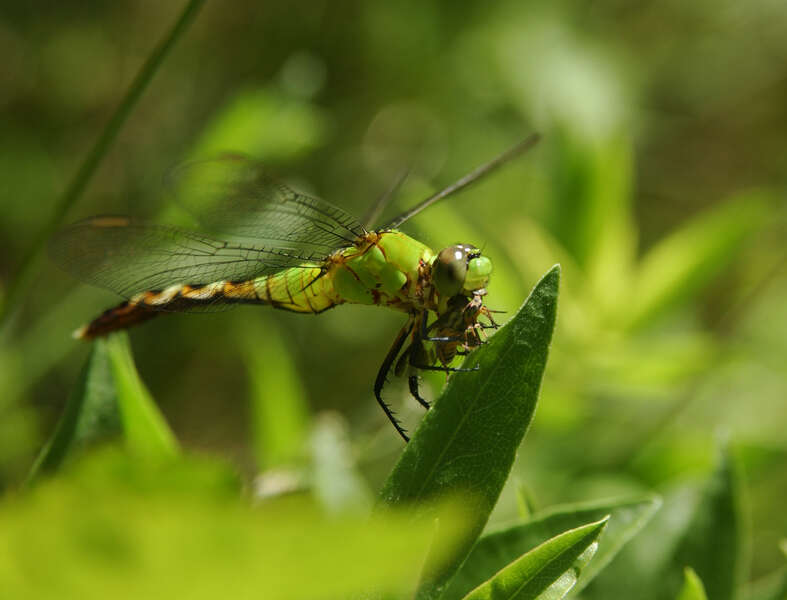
[{"x1": 75, "y1": 269, "x2": 337, "y2": 339}]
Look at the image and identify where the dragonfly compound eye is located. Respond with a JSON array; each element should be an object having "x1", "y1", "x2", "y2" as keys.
[
  {"x1": 433, "y1": 244, "x2": 473, "y2": 297},
  {"x1": 463, "y1": 255, "x2": 492, "y2": 293}
]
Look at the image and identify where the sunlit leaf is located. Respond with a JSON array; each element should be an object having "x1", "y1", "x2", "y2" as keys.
[
  {"x1": 442, "y1": 495, "x2": 660, "y2": 600},
  {"x1": 460, "y1": 517, "x2": 608, "y2": 600},
  {"x1": 542, "y1": 130, "x2": 635, "y2": 277},
  {"x1": 380, "y1": 266, "x2": 560, "y2": 599},
  {"x1": 1, "y1": 450, "x2": 461, "y2": 600},
  {"x1": 190, "y1": 88, "x2": 329, "y2": 160},
  {"x1": 676, "y1": 567, "x2": 708, "y2": 600},
  {"x1": 104, "y1": 333, "x2": 179, "y2": 459}
]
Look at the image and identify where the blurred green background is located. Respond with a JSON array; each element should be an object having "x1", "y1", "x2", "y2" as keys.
[{"x1": 1, "y1": 0, "x2": 785, "y2": 584}]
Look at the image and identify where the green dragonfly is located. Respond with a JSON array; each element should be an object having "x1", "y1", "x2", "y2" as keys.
[{"x1": 51, "y1": 134, "x2": 540, "y2": 441}]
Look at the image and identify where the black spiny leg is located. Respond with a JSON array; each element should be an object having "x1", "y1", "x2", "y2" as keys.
[
  {"x1": 374, "y1": 319, "x2": 414, "y2": 442},
  {"x1": 408, "y1": 376, "x2": 430, "y2": 410}
]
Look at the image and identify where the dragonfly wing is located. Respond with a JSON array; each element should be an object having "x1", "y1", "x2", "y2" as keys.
[
  {"x1": 50, "y1": 216, "x2": 326, "y2": 312},
  {"x1": 166, "y1": 155, "x2": 365, "y2": 252}
]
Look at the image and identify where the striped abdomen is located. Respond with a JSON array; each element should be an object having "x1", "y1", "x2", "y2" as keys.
[{"x1": 75, "y1": 266, "x2": 339, "y2": 339}]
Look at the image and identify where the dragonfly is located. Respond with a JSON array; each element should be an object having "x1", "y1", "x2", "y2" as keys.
[{"x1": 51, "y1": 134, "x2": 540, "y2": 441}]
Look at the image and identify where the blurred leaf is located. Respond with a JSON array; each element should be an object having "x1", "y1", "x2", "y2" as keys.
[
  {"x1": 380, "y1": 266, "x2": 560, "y2": 599},
  {"x1": 27, "y1": 333, "x2": 177, "y2": 482},
  {"x1": 583, "y1": 443, "x2": 747, "y2": 600},
  {"x1": 309, "y1": 413, "x2": 372, "y2": 513},
  {"x1": 442, "y1": 495, "x2": 660, "y2": 600},
  {"x1": 515, "y1": 481, "x2": 537, "y2": 520},
  {"x1": 190, "y1": 88, "x2": 329, "y2": 160},
  {"x1": 26, "y1": 341, "x2": 121, "y2": 483},
  {"x1": 671, "y1": 443, "x2": 748, "y2": 599},
  {"x1": 1, "y1": 450, "x2": 459, "y2": 600},
  {"x1": 104, "y1": 333, "x2": 179, "y2": 459},
  {"x1": 0, "y1": 0, "x2": 206, "y2": 328},
  {"x1": 460, "y1": 517, "x2": 608, "y2": 600},
  {"x1": 542, "y1": 130, "x2": 635, "y2": 277},
  {"x1": 676, "y1": 567, "x2": 709, "y2": 600},
  {"x1": 628, "y1": 191, "x2": 769, "y2": 329},
  {"x1": 745, "y1": 566, "x2": 787, "y2": 600},
  {"x1": 241, "y1": 321, "x2": 309, "y2": 470}
]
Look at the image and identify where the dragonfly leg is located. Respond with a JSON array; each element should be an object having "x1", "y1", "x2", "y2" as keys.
[
  {"x1": 419, "y1": 309, "x2": 465, "y2": 342},
  {"x1": 411, "y1": 362, "x2": 480, "y2": 373},
  {"x1": 408, "y1": 376, "x2": 430, "y2": 410},
  {"x1": 374, "y1": 319, "x2": 415, "y2": 442},
  {"x1": 424, "y1": 333, "x2": 465, "y2": 342}
]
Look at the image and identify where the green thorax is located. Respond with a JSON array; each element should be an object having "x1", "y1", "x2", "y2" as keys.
[{"x1": 330, "y1": 230, "x2": 436, "y2": 311}]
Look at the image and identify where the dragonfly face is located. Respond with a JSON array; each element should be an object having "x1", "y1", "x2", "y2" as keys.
[{"x1": 432, "y1": 244, "x2": 492, "y2": 298}]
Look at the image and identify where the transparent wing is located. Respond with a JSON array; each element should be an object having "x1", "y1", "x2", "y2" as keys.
[
  {"x1": 166, "y1": 155, "x2": 365, "y2": 251},
  {"x1": 50, "y1": 216, "x2": 327, "y2": 311}
]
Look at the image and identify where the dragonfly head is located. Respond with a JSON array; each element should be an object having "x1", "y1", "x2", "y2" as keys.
[{"x1": 432, "y1": 244, "x2": 493, "y2": 298}]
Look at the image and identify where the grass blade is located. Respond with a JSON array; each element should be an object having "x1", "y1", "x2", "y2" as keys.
[{"x1": 0, "y1": 0, "x2": 206, "y2": 327}]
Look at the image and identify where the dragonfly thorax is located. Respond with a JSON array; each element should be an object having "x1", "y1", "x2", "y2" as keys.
[{"x1": 432, "y1": 244, "x2": 492, "y2": 299}]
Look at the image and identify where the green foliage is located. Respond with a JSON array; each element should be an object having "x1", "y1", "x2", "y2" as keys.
[
  {"x1": 582, "y1": 443, "x2": 747, "y2": 600},
  {"x1": 2, "y1": 450, "x2": 459, "y2": 600},
  {"x1": 442, "y1": 495, "x2": 660, "y2": 599},
  {"x1": 628, "y1": 193, "x2": 770, "y2": 329},
  {"x1": 677, "y1": 568, "x2": 709, "y2": 600},
  {"x1": 27, "y1": 333, "x2": 177, "y2": 484},
  {"x1": 745, "y1": 561, "x2": 787, "y2": 600},
  {"x1": 104, "y1": 333, "x2": 179, "y2": 459},
  {"x1": 460, "y1": 517, "x2": 608, "y2": 600},
  {"x1": 381, "y1": 266, "x2": 559, "y2": 599},
  {"x1": 240, "y1": 321, "x2": 309, "y2": 471},
  {"x1": 1, "y1": 2, "x2": 785, "y2": 598}
]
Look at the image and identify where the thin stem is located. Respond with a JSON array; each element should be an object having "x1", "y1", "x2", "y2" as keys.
[{"x1": 0, "y1": 0, "x2": 206, "y2": 327}]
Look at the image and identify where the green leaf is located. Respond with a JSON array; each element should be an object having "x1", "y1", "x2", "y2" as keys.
[
  {"x1": 26, "y1": 341, "x2": 121, "y2": 483},
  {"x1": 309, "y1": 414, "x2": 372, "y2": 513},
  {"x1": 2, "y1": 450, "x2": 461, "y2": 600},
  {"x1": 442, "y1": 495, "x2": 660, "y2": 600},
  {"x1": 461, "y1": 517, "x2": 608, "y2": 600},
  {"x1": 676, "y1": 568, "x2": 709, "y2": 600},
  {"x1": 104, "y1": 333, "x2": 179, "y2": 459},
  {"x1": 27, "y1": 333, "x2": 178, "y2": 484},
  {"x1": 671, "y1": 443, "x2": 747, "y2": 600},
  {"x1": 582, "y1": 443, "x2": 747, "y2": 600},
  {"x1": 543, "y1": 130, "x2": 635, "y2": 276},
  {"x1": 627, "y1": 191, "x2": 769, "y2": 329},
  {"x1": 745, "y1": 566, "x2": 787, "y2": 600},
  {"x1": 190, "y1": 87, "x2": 328, "y2": 160},
  {"x1": 380, "y1": 266, "x2": 560, "y2": 599},
  {"x1": 241, "y1": 321, "x2": 309, "y2": 470}
]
